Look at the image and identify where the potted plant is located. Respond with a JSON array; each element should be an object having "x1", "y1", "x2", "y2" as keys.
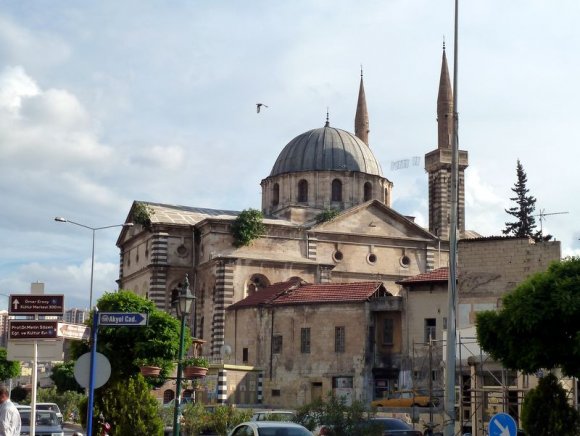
[
  {"x1": 182, "y1": 356, "x2": 209, "y2": 378},
  {"x1": 134, "y1": 357, "x2": 166, "y2": 377}
]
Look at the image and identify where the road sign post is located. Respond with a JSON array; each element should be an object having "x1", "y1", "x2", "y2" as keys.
[
  {"x1": 8, "y1": 293, "x2": 65, "y2": 436},
  {"x1": 489, "y1": 413, "x2": 517, "y2": 436},
  {"x1": 86, "y1": 311, "x2": 148, "y2": 436}
]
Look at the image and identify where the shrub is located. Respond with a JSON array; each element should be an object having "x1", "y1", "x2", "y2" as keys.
[{"x1": 231, "y1": 209, "x2": 265, "y2": 247}]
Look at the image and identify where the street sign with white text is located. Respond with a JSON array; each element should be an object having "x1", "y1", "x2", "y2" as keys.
[
  {"x1": 98, "y1": 312, "x2": 148, "y2": 326},
  {"x1": 57, "y1": 322, "x2": 90, "y2": 340},
  {"x1": 9, "y1": 294, "x2": 64, "y2": 315},
  {"x1": 9, "y1": 320, "x2": 59, "y2": 340}
]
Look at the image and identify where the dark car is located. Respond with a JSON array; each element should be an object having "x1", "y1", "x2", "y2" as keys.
[{"x1": 360, "y1": 418, "x2": 422, "y2": 435}]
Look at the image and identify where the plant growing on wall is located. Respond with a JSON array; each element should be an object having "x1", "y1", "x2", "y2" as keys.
[
  {"x1": 315, "y1": 208, "x2": 341, "y2": 223},
  {"x1": 132, "y1": 202, "x2": 155, "y2": 230},
  {"x1": 230, "y1": 208, "x2": 265, "y2": 247}
]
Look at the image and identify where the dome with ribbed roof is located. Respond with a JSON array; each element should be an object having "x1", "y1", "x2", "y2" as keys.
[{"x1": 270, "y1": 125, "x2": 383, "y2": 177}]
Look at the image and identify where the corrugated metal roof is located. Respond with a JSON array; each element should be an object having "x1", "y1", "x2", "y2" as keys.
[
  {"x1": 270, "y1": 126, "x2": 383, "y2": 177},
  {"x1": 229, "y1": 280, "x2": 389, "y2": 309}
]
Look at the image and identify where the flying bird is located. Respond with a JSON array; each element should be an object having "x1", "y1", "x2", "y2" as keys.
[{"x1": 256, "y1": 103, "x2": 269, "y2": 113}]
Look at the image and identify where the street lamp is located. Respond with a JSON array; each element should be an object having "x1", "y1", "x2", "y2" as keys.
[
  {"x1": 172, "y1": 275, "x2": 195, "y2": 436},
  {"x1": 54, "y1": 217, "x2": 133, "y2": 309}
]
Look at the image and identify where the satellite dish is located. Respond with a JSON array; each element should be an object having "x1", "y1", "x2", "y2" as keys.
[
  {"x1": 220, "y1": 344, "x2": 232, "y2": 357},
  {"x1": 73, "y1": 352, "x2": 111, "y2": 388}
]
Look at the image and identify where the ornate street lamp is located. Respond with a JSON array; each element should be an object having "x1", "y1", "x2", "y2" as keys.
[{"x1": 173, "y1": 275, "x2": 195, "y2": 436}]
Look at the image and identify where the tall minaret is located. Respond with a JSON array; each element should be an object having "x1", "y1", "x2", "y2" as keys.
[
  {"x1": 354, "y1": 68, "x2": 370, "y2": 145},
  {"x1": 425, "y1": 44, "x2": 469, "y2": 239}
]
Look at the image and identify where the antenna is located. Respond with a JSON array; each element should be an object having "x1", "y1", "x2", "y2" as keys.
[{"x1": 532, "y1": 209, "x2": 569, "y2": 235}]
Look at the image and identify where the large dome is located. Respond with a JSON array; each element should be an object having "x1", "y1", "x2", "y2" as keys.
[{"x1": 270, "y1": 125, "x2": 383, "y2": 177}]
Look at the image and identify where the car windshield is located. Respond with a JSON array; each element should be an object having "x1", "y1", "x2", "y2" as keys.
[
  {"x1": 376, "y1": 418, "x2": 412, "y2": 430},
  {"x1": 19, "y1": 410, "x2": 59, "y2": 426},
  {"x1": 257, "y1": 428, "x2": 311, "y2": 436}
]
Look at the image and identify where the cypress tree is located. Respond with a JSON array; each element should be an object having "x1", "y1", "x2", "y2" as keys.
[{"x1": 503, "y1": 160, "x2": 539, "y2": 239}]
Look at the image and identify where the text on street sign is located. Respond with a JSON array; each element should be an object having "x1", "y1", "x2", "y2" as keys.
[
  {"x1": 9, "y1": 294, "x2": 64, "y2": 315},
  {"x1": 98, "y1": 312, "x2": 148, "y2": 326},
  {"x1": 9, "y1": 320, "x2": 59, "y2": 340}
]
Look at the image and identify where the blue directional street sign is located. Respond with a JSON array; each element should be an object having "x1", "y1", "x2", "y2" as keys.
[
  {"x1": 489, "y1": 413, "x2": 517, "y2": 436},
  {"x1": 98, "y1": 312, "x2": 148, "y2": 326}
]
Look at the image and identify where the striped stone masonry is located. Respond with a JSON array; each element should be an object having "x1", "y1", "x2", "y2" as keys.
[
  {"x1": 257, "y1": 372, "x2": 264, "y2": 404},
  {"x1": 217, "y1": 369, "x2": 228, "y2": 404},
  {"x1": 149, "y1": 232, "x2": 169, "y2": 309},
  {"x1": 211, "y1": 260, "x2": 235, "y2": 356},
  {"x1": 426, "y1": 248, "x2": 436, "y2": 271},
  {"x1": 307, "y1": 235, "x2": 317, "y2": 260}
]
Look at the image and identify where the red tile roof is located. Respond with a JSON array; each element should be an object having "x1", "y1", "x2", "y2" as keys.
[
  {"x1": 396, "y1": 267, "x2": 449, "y2": 284},
  {"x1": 228, "y1": 280, "x2": 389, "y2": 309}
]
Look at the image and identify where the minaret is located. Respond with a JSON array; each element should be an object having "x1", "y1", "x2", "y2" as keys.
[
  {"x1": 354, "y1": 68, "x2": 370, "y2": 145},
  {"x1": 425, "y1": 44, "x2": 469, "y2": 239}
]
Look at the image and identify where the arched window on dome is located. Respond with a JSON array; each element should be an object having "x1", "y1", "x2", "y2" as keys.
[
  {"x1": 246, "y1": 274, "x2": 271, "y2": 297},
  {"x1": 298, "y1": 179, "x2": 308, "y2": 203},
  {"x1": 272, "y1": 183, "x2": 279, "y2": 206},
  {"x1": 331, "y1": 179, "x2": 342, "y2": 202},
  {"x1": 364, "y1": 182, "x2": 373, "y2": 201}
]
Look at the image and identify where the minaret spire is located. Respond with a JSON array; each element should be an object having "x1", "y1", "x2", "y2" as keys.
[
  {"x1": 354, "y1": 67, "x2": 370, "y2": 146},
  {"x1": 437, "y1": 43, "x2": 453, "y2": 149}
]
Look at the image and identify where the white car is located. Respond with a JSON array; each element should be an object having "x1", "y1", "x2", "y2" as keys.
[
  {"x1": 228, "y1": 421, "x2": 312, "y2": 436},
  {"x1": 251, "y1": 410, "x2": 296, "y2": 422},
  {"x1": 35, "y1": 403, "x2": 64, "y2": 424}
]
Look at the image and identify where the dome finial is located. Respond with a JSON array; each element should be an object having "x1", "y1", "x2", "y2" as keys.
[
  {"x1": 442, "y1": 36, "x2": 446, "y2": 51},
  {"x1": 360, "y1": 64, "x2": 363, "y2": 78},
  {"x1": 325, "y1": 107, "x2": 330, "y2": 127}
]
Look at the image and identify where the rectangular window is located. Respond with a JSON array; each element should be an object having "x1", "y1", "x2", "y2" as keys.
[
  {"x1": 383, "y1": 318, "x2": 394, "y2": 345},
  {"x1": 301, "y1": 327, "x2": 311, "y2": 353},
  {"x1": 425, "y1": 318, "x2": 436, "y2": 342},
  {"x1": 271, "y1": 389, "x2": 281, "y2": 397},
  {"x1": 335, "y1": 326, "x2": 345, "y2": 353},
  {"x1": 272, "y1": 335, "x2": 283, "y2": 354},
  {"x1": 242, "y1": 347, "x2": 249, "y2": 363}
]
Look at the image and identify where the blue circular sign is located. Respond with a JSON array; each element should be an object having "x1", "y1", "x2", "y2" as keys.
[{"x1": 489, "y1": 413, "x2": 517, "y2": 436}]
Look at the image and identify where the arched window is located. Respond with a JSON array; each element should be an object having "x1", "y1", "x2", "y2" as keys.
[
  {"x1": 246, "y1": 274, "x2": 271, "y2": 296},
  {"x1": 298, "y1": 179, "x2": 308, "y2": 203},
  {"x1": 331, "y1": 179, "x2": 342, "y2": 202},
  {"x1": 163, "y1": 390, "x2": 175, "y2": 404},
  {"x1": 364, "y1": 182, "x2": 373, "y2": 201},
  {"x1": 272, "y1": 183, "x2": 280, "y2": 206}
]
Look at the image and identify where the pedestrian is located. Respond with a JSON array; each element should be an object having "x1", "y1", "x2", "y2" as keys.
[{"x1": 0, "y1": 386, "x2": 20, "y2": 436}]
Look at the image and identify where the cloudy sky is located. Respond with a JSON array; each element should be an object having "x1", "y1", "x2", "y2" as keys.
[{"x1": 1, "y1": 1, "x2": 578, "y2": 310}]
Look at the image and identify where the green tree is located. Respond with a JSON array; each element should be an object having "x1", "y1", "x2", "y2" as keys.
[
  {"x1": 521, "y1": 373, "x2": 579, "y2": 435},
  {"x1": 0, "y1": 348, "x2": 20, "y2": 381},
  {"x1": 36, "y1": 386, "x2": 85, "y2": 424},
  {"x1": 476, "y1": 257, "x2": 580, "y2": 377},
  {"x1": 98, "y1": 374, "x2": 164, "y2": 436},
  {"x1": 502, "y1": 160, "x2": 551, "y2": 241},
  {"x1": 315, "y1": 208, "x2": 341, "y2": 223},
  {"x1": 230, "y1": 208, "x2": 265, "y2": 247},
  {"x1": 72, "y1": 290, "x2": 190, "y2": 382},
  {"x1": 294, "y1": 393, "x2": 377, "y2": 435},
  {"x1": 50, "y1": 361, "x2": 83, "y2": 393}
]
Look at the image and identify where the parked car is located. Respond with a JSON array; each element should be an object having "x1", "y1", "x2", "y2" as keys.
[
  {"x1": 251, "y1": 410, "x2": 296, "y2": 422},
  {"x1": 19, "y1": 409, "x2": 64, "y2": 436},
  {"x1": 360, "y1": 418, "x2": 422, "y2": 435},
  {"x1": 228, "y1": 421, "x2": 312, "y2": 436},
  {"x1": 371, "y1": 390, "x2": 439, "y2": 408},
  {"x1": 35, "y1": 402, "x2": 63, "y2": 424}
]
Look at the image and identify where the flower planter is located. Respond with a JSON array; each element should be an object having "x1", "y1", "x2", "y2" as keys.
[
  {"x1": 140, "y1": 365, "x2": 162, "y2": 377},
  {"x1": 183, "y1": 365, "x2": 208, "y2": 378}
]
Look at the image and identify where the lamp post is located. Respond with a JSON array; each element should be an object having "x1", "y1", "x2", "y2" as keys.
[
  {"x1": 54, "y1": 217, "x2": 133, "y2": 309},
  {"x1": 173, "y1": 275, "x2": 195, "y2": 436}
]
